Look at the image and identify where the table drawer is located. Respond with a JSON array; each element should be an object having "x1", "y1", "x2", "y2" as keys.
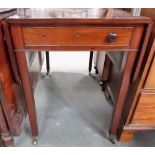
[
  {"x1": 22, "y1": 27, "x2": 133, "y2": 48},
  {"x1": 131, "y1": 92, "x2": 155, "y2": 125},
  {"x1": 144, "y1": 57, "x2": 155, "y2": 89}
]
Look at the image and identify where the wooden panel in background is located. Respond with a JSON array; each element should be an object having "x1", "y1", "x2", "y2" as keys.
[
  {"x1": 131, "y1": 92, "x2": 155, "y2": 126},
  {"x1": 144, "y1": 57, "x2": 155, "y2": 89}
]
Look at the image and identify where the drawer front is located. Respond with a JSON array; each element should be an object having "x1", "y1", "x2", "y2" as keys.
[
  {"x1": 22, "y1": 27, "x2": 133, "y2": 48},
  {"x1": 131, "y1": 92, "x2": 155, "y2": 125},
  {"x1": 144, "y1": 58, "x2": 155, "y2": 89}
]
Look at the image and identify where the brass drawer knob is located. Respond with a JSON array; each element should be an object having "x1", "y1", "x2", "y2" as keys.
[{"x1": 108, "y1": 32, "x2": 118, "y2": 43}]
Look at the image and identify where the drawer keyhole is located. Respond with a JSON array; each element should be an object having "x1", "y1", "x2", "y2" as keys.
[
  {"x1": 76, "y1": 32, "x2": 80, "y2": 38},
  {"x1": 41, "y1": 34, "x2": 46, "y2": 39}
]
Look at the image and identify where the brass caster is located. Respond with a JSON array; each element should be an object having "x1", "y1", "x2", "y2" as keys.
[
  {"x1": 100, "y1": 81, "x2": 103, "y2": 86},
  {"x1": 32, "y1": 137, "x2": 38, "y2": 145},
  {"x1": 33, "y1": 139, "x2": 37, "y2": 145},
  {"x1": 33, "y1": 140, "x2": 37, "y2": 145},
  {"x1": 101, "y1": 82, "x2": 106, "y2": 91},
  {"x1": 109, "y1": 135, "x2": 116, "y2": 144}
]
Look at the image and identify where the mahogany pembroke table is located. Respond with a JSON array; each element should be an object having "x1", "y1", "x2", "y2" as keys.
[{"x1": 3, "y1": 9, "x2": 152, "y2": 144}]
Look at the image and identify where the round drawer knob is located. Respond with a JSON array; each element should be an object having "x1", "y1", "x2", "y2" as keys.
[{"x1": 108, "y1": 32, "x2": 118, "y2": 43}]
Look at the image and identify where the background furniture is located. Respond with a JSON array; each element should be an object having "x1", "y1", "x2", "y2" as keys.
[
  {"x1": 0, "y1": 9, "x2": 44, "y2": 146},
  {"x1": 0, "y1": 9, "x2": 23, "y2": 146},
  {"x1": 102, "y1": 9, "x2": 155, "y2": 142}
]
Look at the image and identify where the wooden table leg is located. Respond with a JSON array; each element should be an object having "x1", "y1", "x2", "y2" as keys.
[
  {"x1": 46, "y1": 51, "x2": 50, "y2": 75},
  {"x1": 109, "y1": 51, "x2": 137, "y2": 141},
  {"x1": 89, "y1": 51, "x2": 93, "y2": 73},
  {"x1": 15, "y1": 51, "x2": 39, "y2": 143}
]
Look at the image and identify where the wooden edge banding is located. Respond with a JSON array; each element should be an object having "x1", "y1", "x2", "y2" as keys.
[
  {"x1": 0, "y1": 75, "x2": 24, "y2": 137},
  {"x1": 13, "y1": 47, "x2": 138, "y2": 52},
  {"x1": 6, "y1": 17, "x2": 153, "y2": 25}
]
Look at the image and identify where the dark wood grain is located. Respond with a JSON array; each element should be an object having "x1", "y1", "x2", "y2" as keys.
[{"x1": 0, "y1": 10, "x2": 25, "y2": 146}]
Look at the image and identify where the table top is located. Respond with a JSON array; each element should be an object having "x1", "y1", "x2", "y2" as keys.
[{"x1": 6, "y1": 8, "x2": 152, "y2": 25}]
